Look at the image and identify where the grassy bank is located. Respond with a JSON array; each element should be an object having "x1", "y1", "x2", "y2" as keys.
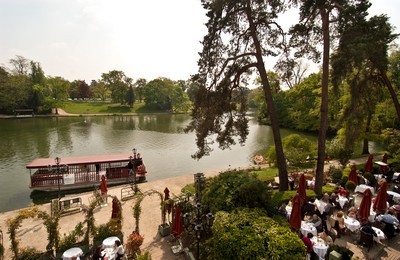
[{"x1": 63, "y1": 101, "x2": 165, "y2": 114}]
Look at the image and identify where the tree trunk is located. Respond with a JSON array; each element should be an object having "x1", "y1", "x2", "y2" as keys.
[
  {"x1": 362, "y1": 113, "x2": 372, "y2": 154},
  {"x1": 246, "y1": 6, "x2": 288, "y2": 191},
  {"x1": 314, "y1": 10, "x2": 330, "y2": 196}
]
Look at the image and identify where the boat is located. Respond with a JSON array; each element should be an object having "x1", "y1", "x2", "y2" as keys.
[{"x1": 26, "y1": 151, "x2": 147, "y2": 191}]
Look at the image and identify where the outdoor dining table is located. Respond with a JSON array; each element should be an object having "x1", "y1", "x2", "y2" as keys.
[
  {"x1": 315, "y1": 199, "x2": 327, "y2": 214},
  {"x1": 372, "y1": 226, "x2": 386, "y2": 244},
  {"x1": 300, "y1": 221, "x2": 318, "y2": 237},
  {"x1": 102, "y1": 236, "x2": 120, "y2": 249},
  {"x1": 344, "y1": 217, "x2": 361, "y2": 232},
  {"x1": 354, "y1": 184, "x2": 375, "y2": 195},
  {"x1": 62, "y1": 247, "x2": 83, "y2": 260},
  {"x1": 310, "y1": 236, "x2": 328, "y2": 260},
  {"x1": 338, "y1": 196, "x2": 349, "y2": 209},
  {"x1": 101, "y1": 247, "x2": 116, "y2": 260},
  {"x1": 387, "y1": 191, "x2": 400, "y2": 203},
  {"x1": 393, "y1": 172, "x2": 400, "y2": 181}
]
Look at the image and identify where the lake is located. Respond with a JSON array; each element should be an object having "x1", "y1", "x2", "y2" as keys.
[{"x1": 0, "y1": 113, "x2": 380, "y2": 213}]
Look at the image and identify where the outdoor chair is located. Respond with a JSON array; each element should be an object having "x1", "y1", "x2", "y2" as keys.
[{"x1": 359, "y1": 230, "x2": 374, "y2": 251}]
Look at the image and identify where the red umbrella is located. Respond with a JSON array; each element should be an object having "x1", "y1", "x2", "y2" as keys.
[
  {"x1": 365, "y1": 154, "x2": 373, "y2": 173},
  {"x1": 100, "y1": 175, "x2": 108, "y2": 195},
  {"x1": 373, "y1": 180, "x2": 388, "y2": 213},
  {"x1": 289, "y1": 193, "x2": 302, "y2": 231},
  {"x1": 381, "y1": 153, "x2": 388, "y2": 174},
  {"x1": 348, "y1": 165, "x2": 358, "y2": 185},
  {"x1": 164, "y1": 187, "x2": 172, "y2": 214},
  {"x1": 358, "y1": 189, "x2": 372, "y2": 224},
  {"x1": 297, "y1": 174, "x2": 306, "y2": 205},
  {"x1": 111, "y1": 197, "x2": 120, "y2": 219},
  {"x1": 171, "y1": 206, "x2": 183, "y2": 237}
]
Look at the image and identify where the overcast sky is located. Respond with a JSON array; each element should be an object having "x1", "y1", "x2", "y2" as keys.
[{"x1": 1, "y1": 0, "x2": 399, "y2": 83}]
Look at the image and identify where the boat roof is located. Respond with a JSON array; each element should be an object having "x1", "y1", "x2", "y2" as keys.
[{"x1": 26, "y1": 153, "x2": 137, "y2": 169}]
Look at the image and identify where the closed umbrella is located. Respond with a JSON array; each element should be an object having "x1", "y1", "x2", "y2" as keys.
[
  {"x1": 381, "y1": 153, "x2": 388, "y2": 174},
  {"x1": 111, "y1": 197, "x2": 120, "y2": 219},
  {"x1": 171, "y1": 206, "x2": 183, "y2": 237},
  {"x1": 348, "y1": 165, "x2": 358, "y2": 185},
  {"x1": 297, "y1": 174, "x2": 306, "y2": 205},
  {"x1": 358, "y1": 189, "x2": 372, "y2": 224},
  {"x1": 365, "y1": 154, "x2": 373, "y2": 173},
  {"x1": 289, "y1": 193, "x2": 302, "y2": 231},
  {"x1": 373, "y1": 180, "x2": 388, "y2": 213}
]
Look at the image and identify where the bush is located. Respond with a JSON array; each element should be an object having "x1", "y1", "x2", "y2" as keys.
[
  {"x1": 57, "y1": 222, "x2": 85, "y2": 253},
  {"x1": 270, "y1": 189, "x2": 317, "y2": 209},
  {"x1": 18, "y1": 247, "x2": 43, "y2": 260},
  {"x1": 364, "y1": 172, "x2": 374, "y2": 183},
  {"x1": 341, "y1": 176, "x2": 348, "y2": 187},
  {"x1": 345, "y1": 180, "x2": 356, "y2": 192},
  {"x1": 329, "y1": 166, "x2": 343, "y2": 183}
]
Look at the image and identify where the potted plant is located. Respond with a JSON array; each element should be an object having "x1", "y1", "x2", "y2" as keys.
[
  {"x1": 158, "y1": 199, "x2": 172, "y2": 236},
  {"x1": 125, "y1": 231, "x2": 144, "y2": 258}
]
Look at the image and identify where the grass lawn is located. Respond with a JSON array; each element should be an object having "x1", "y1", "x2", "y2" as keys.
[{"x1": 63, "y1": 101, "x2": 163, "y2": 114}]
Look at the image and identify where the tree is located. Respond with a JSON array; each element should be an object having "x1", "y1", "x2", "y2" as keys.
[
  {"x1": 185, "y1": 0, "x2": 289, "y2": 190},
  {"x1": 9, "y1": 55, "x2": 30, "y2": 75},
  {"x1": 101, "y1": 70, "x2": 129, "y2": 104},
  {"x1": 134, "y1": 78, "x2": 147, "y2": 103},
  {"x1": 275, "y1": 58, "x2": 309, "y2": 89},
  {"x1": 142, "y1": 78, "x2": 174, "y2": 110},
  {"x1": 91, "y1": 80, "x2": 110, "y2": 101},
  {"x1": 289, "y1": 0, "x2": 370, "y2": 195},
  {"x1": 47, "y1": 76, "x2": 70, "y2": 113},
  {"x1": 78, "y1": 80, "x2": 92, "y2": 99}
]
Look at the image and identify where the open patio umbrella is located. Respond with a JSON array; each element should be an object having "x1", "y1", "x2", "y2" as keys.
[
  {"x1": 297, "y1": 174, "x2": 306, "y2": 205},
  {"x1": 100, "y1": 175, "x2": 108, "y2": 195},
  {"x1": 171, "y1": 206, "x2": 183, "y2": 237},
  {"x1": 358, "y1": 189, "x2": 372, "y2": 224},
  {"x1": 365, "y1": 154, "x2": 374, "y2": 173},
  {"x1": 289, "y1": 193, "x2": 302, "y2": 231},
  {"x1": 373, "y1": 180, "x2": 388, "y2": 213},
  {"x1": 381, "y1": 153, "x2": 388, "y2": 174},
  {"x1": 348, "y1": 165, "x2": 358, "y2": 185}
]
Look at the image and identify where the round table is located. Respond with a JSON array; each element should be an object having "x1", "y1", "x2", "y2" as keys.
[
  {"x1": 344, "y1": 217, "x2": 360, "y2": 232},
  {"x1": 311, "y1": 237, "x2": 328, "y2": 260},
  {"x1": 372, "y1": 226, "x2": 386, "y2": 243},
  {"x1": 102, "y1": 236, "x2": 120, "y2": 249},
  {"x1": 62, "y1": 247, "x2": 83, "y2": 260},
  {"x1": 387, "y1": 191, "x2": 400, "y2": 203},
  {"x1": 301, "y1": 221, "x2": 318, "y2": 237},
  {"x1": 315, "y1": 199, "x2": 327, "y2": 214},
  {"x1": 354, "y1": 185, "x2": 374, "y2": 195}
]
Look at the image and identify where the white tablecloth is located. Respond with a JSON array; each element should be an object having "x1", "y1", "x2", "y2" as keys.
[
  {"x1": 301, "y1": 221, "x2": 318, "y2": 237},
  {"x1": 102, "y1": 247, "x2": 116, "y2": 259},
  {"x1": 369, "y1": 209, "x2": 377, "y2": 223},
  {"x1": 102, "y1": 236, "x2": 120, "y2": 249},
  {"x1": 311, "y1": 237, "x2": 328, "y2": 260},
  {"x1": 355, "y1": 185, "x2": 375, "y2": 194},
  {"x1": 338, "y1": 196, "x2": 349, "y2": 208},
  {"x1": 387, "y1": 191, "x2": 400, "y2": 202},
  {"x1": 372, "y1": 227, "x2": 386, "y2": 243},
  {"x1": 62, "y1": 247, "x2": 83, "y2": 260},
  {"x1": 344, "y1": 217, "x2": 360, "y2": 232},
  {"x1": 374, "y1": 174, "x2": 383, "y2": 180},
  {"x1": 393, "y1": 172, "x2": 400, "y2": 181}
]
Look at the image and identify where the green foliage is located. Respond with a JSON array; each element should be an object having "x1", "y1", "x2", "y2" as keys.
[
  {"x1": 345, "y1": 181, "x2": 356, "y2": 192},
  {"x1": 137, "y1": 251, "x2": 152, "y2": 260},
  {"x1": 326, "y1": 138, "x2": 353, "y2": 167},
  {"x1": 206, "y1": 208, "x2": 305, "y2": 259},
  {"x1": 18, "y1": 247, "x2": 43, "y2": 260},
  {"x1": 364, "y1": 172, "x2": 374, "y2": 182},
  {"x1": 270, "y1": 190, "x2": 316, "y2": 210},
  {"x1": 322, "y1": 185, "x2": 337, "y2": 195},
  {"x1": 341, "y1": 176, "x2": 349, "y2": 187},
  {"x1": 267, "y1": 134, "x2": 316, "y2": 166},
  {"x1": 328, "y1": 166, "x2": 343, "y2": 183},
  {"x1": 381, "y1": 128, "x2": 400, "y2": 161},
  {"x1": 57, "y1": 222, "x2": 84, "y2": 253},
  {"x1": 202, "y1": 170, "x2": 272, "y2": 213}
]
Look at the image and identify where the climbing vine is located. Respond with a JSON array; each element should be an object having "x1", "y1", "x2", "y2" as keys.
[
  {"x1": 132, "y1": 190, "x2": 164, "y2": 234},
  {"x1": 6, "y1": 206, "x2": 60, "y2": 259}
]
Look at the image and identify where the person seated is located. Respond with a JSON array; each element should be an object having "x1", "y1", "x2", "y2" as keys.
[
  {"x1": 360, "y1": 224, "x2": 377, "y2": 237},
  {"x1": 334, "y1": 211, "x2": 346, "y2": 237},
  {"x1": 329, "y1": 192, "x2": 338, "y2": 207},
  {"x1": 302, "y1": 232, "x2": 316, "y2": 259},
  {"x1": 113, "y1": 240, "x2": 125, "y2": 260},
  {"x1": 278, "y1": 203, "x2": 288, "y2": 219},
  {"x1": 347, "y1": 206, "x2": 357, "y2": 219},
  {"x1": 318, "y1": 229, "x2": 334, "y2": 245},
  {"x1": 377, "y1": 210, "x2": 399, "y2": 239},
  {"x1": 338, "y1": 186, "x2": 347, "y2": 197},
  {"x1": 92, "y1": 245, "x2": 105, "y2": 260},
  {"x1": 302, "y1": 198, "x2": 316, "y2": 219},
  {"x1": 309, "y1": 214, "x2": 323, "y2": 233}
]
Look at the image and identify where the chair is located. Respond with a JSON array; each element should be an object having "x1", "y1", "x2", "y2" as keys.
[{"x1": 359, "y1": 230, "x2": 373, "y2": 251}]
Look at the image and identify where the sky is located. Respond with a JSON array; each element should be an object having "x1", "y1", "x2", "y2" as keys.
[{"x1": 0, "y1": 0, "x2": 399, "y2": 84}]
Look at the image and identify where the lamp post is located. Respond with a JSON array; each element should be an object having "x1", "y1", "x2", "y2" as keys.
[
  {"x1": 55, "y1": 157, "x2": 61, "y2": 202},
  {"x1": 183, "y1": 202, "x2": 214, "y2": 260},
  {"x1": 131, "y1": 148, "x2": 138, "y2": 193},
  {"x1": 194, "y1": 172, "x2": 205, "y2": 202}
]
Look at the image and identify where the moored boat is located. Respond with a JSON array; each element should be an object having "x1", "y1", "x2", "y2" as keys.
[{"x1": 26, "y1": 150, "x2": 147, "y2": 191}]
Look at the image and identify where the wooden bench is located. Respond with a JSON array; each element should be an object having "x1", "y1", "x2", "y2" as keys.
[
  {"x1": 121, "y1": 186, "x2": 135, "y2": 201},
  {"x1": 59, "y1": 197, "x2": 82, "y2": 216},
  {"x1": 14, "y1": 109, "x2": 34, "y2": 117}
]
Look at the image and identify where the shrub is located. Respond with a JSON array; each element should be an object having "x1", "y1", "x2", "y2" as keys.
[
  {"x1": 57, "y1": 222, "x2": 84, "y2": 253},
  {"x1": 345, "y1": 181, "x2": 356, "y2": 192},
  {"x1": 341, "y1": 176, "x2": 348, "y2": 187},
  {"x1": 364, "y1": 172, "x2": 374, "y2": 183},
  {"x1": 125, "y1": 231, "x2": 144, "y2": 256},
  {"x1": 329, "y1": 166, "x2": 343, "y2": 183},
  {"x1": 18, "y1": 247, "x2": 43, "y2": 260},
  {"x1": 327, "y1": 244, "x2": 354, "y2": 260},
  {"x1": 270, "y1": 189, "x2": 317, "y2": 210}
]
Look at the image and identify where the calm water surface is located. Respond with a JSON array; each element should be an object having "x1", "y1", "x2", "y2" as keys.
[{"x1": 0, "y1": 113, "x2": 380, "y2": 213}]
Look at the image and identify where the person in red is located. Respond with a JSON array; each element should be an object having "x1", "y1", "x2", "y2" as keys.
[
  {"x1": 338, "y1": 186, "x2": 347, "y2": 197},
  {"x1": 301, "y1": 232, "x2": 316, "y2": 259},
  {"x1": 100, "y1": 175, "x2": 108, "y2": 203}
]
